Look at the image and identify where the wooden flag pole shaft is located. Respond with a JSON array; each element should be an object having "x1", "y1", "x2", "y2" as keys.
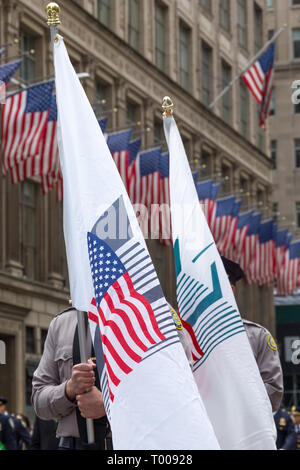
[{"x1": 45, "y1": 2, "x2": 95, "y2": 446}]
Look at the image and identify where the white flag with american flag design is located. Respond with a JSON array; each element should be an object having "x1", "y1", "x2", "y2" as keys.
[
  {"x1": 53, "y1": 34, "x2": 220, "y2": 450},
  {"x1": 163, "y1": 112, "x2": 276, "y2": 450}
]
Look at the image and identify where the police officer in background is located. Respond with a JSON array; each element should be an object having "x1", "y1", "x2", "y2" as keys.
[
  {"x1": 274, "y1": 407, "x2": 297, "y2": 450},
  {"x1": 32, "y1": 307, "x2": 110, "y2": 450},
  {"x1": 11, "y1": 413, "x2": 31, "y2": 450},
  {"x1": 0, "y1": 397, "x2": 17, "y2": 450},
  {"x1": 221, "y1": 257, "x2": 284, "y2": 412},
  {"x1": 291, "y1": 406, "x2": 300, "y2": 450}
]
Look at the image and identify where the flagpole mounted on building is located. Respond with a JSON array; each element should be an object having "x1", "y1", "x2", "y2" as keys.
[{"x1": 45, "y1": 2, "x2": 95, "y2": 445}]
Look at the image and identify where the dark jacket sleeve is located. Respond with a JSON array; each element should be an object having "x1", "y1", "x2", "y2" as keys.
[
  {"x1": 2, "y1": 417, "x2": 17, "y2": 451},
  {"x1": 14, "y1": 418, "x2": 32, "y2": 449}
]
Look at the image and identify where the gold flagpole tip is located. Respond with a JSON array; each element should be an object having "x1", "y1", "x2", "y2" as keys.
[
  {"x1": 162, "y1": 96, "x2": 174, "y2": 116},
  {"x1": 46, "y1": 2, "x2": 61, "y2": 26}
]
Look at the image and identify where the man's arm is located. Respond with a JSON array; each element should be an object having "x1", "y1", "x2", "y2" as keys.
[
  {"x1": 31, "y1": 317, "x2": 77, "y2": 420},
  {"x1": 32, "y1": 316, "x2": 96, "y2": 420},
  {"x1": 256, "y1": 329, "x2": 284, "y2": 412}
]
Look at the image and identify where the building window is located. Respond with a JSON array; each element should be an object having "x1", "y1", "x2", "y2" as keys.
[
  {"x1": 240, "y1": 80, "x2": 248, "y2": 138},
  {"x1": 266, "y1": 0, "x2": 273, "y2": 8},
  {"x1": 179, "y1": 22, "x2": 190, "y2": 91},
  {"x1": 154, "y1": 118, "x2": 163, "y2": 146},
  {"x1": 292, "y1": 0, "x2": 300, "y2": 5},
  {"x1": 126, "y1": 100, "x2": 140, "y2": 127},
  {"x1": 94, "y1": 80, "x2": 110, "y2": 116},
  {"x1": 20, "y1": 181, "x2": 37, "y2": 280},
  {"x1": 254, "y1": 4, "x2": 263, "y2": 53},
  {"x1": 97, "y1": 0, "x2": 111, "y2": 27},
  {"x1": 201, "y1": 150, "x2": 211, "y2": 178},
  {"x1": 155, "y1": 2, "x2": 166, "y2": 72},
  {"x1": 41, "y1": 329, "x2": 48, "y2": 353},
  {"x1": 295, "y1": 139, "x2": 300, "y2": 168},
  {"x1": 273, "y1": 202, "x2": 278, "y2": 224},
  {"x1": 257, "y1": 104, "x2": 264, "y2": 150},
  {"x1": 128, "y1": 0, "x2": 140, "y2": 52},
  {"x1": 200, "y1": 0, "x2": 211, "y2": 12},
  {"x1": 271, "y1": 139, "x2": 277, "y2": 169},
  {"x1": 296, "y1": 202, "x2": 300, "y2": 228},
  {"x1": 221, "y1": 164, "x2": 231, "y2": 196},
  {"x1": 26, "y1": 326, "x2": 35, "y2": 354},
  {"x1": 201, "y1": 41, "x2": 213, "y2": 106},
  {"x1": 220, "y1": 0, "x2": 230, "y2": 31},
  {"x1": 270, "y1": 88, "x2": 276, "y2": 116},
  {"x1": 292, "y1": 29, "x2": 300, "y2": 59},
  {"x1": 237, "y1": 0, "x2": 247, "y2": 48},
  {"x1": 19, "y1": 31, "x2": 36, "y2": 83},
  {"x1": 240, "y1": 177, "x2": 250, "y2": 210},
  {"x1": 221, "y1": 60, "x2": 232, "y2": 124}
]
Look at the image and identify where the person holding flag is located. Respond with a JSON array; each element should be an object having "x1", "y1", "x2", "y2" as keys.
[{"x1": 35, "y1": 2, "x2": 221, "y2": 451}]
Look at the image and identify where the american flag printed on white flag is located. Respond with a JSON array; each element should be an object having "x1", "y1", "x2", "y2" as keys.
[
  {"x1": 163, "y1": 112, "x2": 277, "y2": 450},
  {"x1": 52, "y1": 35, "x2": 220, "y2": 450}
]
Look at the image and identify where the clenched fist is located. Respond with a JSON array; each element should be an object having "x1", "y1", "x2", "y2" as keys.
[
  {"x1": 76, "y1": 386, "x2": 106, "y2": 419},
  {"x1": 65, "y1": 360, "x2": 96, "y2": 401}
]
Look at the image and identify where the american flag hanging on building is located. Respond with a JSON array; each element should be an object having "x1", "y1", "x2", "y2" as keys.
[
  {"x1": 1, "y1": 82, "x2": 53, "y2": 175},
  {"x1": 0, "y1": 59, "x2": 22, "y2": 84},
  {"x1": 242, "y1": 213, "x2": 262, "y2": 284},
  {"x1": 256, "y1": 220, "x2": 276, "y2": 287},
  {"x1": 10, "y1": 94, "x2": 58, "y2": 186},
  {"x1": 129, "y1": 147, "x2": 161, "y2": 237},
  {"x1": 279, "y1": 241, "x2": 300, "y2": 296},
  {"x1": 107, "y1": 129, "x2": 132, "y2": 189},
  {"x1": 275, "y1": 230, "x2": 290, "y2": 295},
  {"x1": 227, "y1": 210, "x2": 253, "y2": 264},
  {"x1": 242, "y1": 44, "x2": 275, "y2": 128},
  {"x1": 207, "y1": 183, "x2": 221, "y2": 231},
  {"x1": 196, "y1": 180, "x2": 214, "y2": 221},
  {"x1": 211, "y1": 196, "x2": 235, "y2": 249},
  {"x1": 222, "y1": 200, "x2": 242, "y2": 258}
]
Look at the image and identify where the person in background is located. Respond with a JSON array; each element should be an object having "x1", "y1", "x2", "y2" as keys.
[
  {"x1": 274, "y1": 407, "x2": 297, "y2": 450},
  {"x1": 11, "y1": 413, "x2": 31, "y2": 450},
  {"x1": 0, "y1": 397, "x2": 17, "y2": 450},
  {"x1": 30, "y1": 416, "x2": 59, "y2": 450},
  {"x1": 291, "y1": 406, "x2": 300, "y2": 451},
  {"x1": 221, "y1": 257, "x2": 284, "y2": 412}
]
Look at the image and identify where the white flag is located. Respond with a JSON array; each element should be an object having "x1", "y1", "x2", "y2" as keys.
[
  {"x1": 163, "y1": 113, "x2": 277, "y2": 450},
  {"x1": 53, "y1": 35, "x2": 220, "y2": 450}
]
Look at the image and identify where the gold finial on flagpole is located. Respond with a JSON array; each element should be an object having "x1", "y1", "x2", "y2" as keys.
[
  {"x1": 46, "y1": 2, "x2": 61, "y2": 26},
  {"x1": 162, "y1": 96, "x2": 174, "y2": 116}
]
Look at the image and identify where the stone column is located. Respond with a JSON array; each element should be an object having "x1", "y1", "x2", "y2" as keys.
[
  {"x1": 143, "y1": 97, "x2": 154, "y2": 148},
  {"x1": 5, "y1": 178, "x2": 23, "y2": 276},
  {"x1": 115, "y1": 76, "x2": 127, "y2": 130}
]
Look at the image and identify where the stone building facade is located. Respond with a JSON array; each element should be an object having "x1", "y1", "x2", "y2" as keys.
[
  {"x1": 266, "y1": 0, "x2": 300, "y2": 238},
  {"x1": 0, "y1": 0, "x2": 274, "y2": 419}
]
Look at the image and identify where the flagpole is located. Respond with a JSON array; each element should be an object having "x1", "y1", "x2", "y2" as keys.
[
  {"x1": 45, "y1": 2, "x2": 95, "y2": 445},
  {"x1": 208, "y1": 25, "x2": 286, "y2": 109},
  {"x1": 6, "y1": 72, "x2": 90, "y2": 97}
]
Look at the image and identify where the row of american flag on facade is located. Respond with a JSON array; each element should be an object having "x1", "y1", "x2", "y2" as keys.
[{"x1": 1, "y1": 45, "x2": 298, "y2": 296}]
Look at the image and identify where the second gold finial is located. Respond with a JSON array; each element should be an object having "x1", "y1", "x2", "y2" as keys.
[
  {"x1": 46, "y1": 2, "x2": 61, "y2": 26},
  {"x1": 162, "y1": 96, "x2": 174, "y2": 116}
]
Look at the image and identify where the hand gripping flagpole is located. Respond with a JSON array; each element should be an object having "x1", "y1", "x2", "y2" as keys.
[{"x1": 45, "y1": 2, "x2": 95, "y2": 445}]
